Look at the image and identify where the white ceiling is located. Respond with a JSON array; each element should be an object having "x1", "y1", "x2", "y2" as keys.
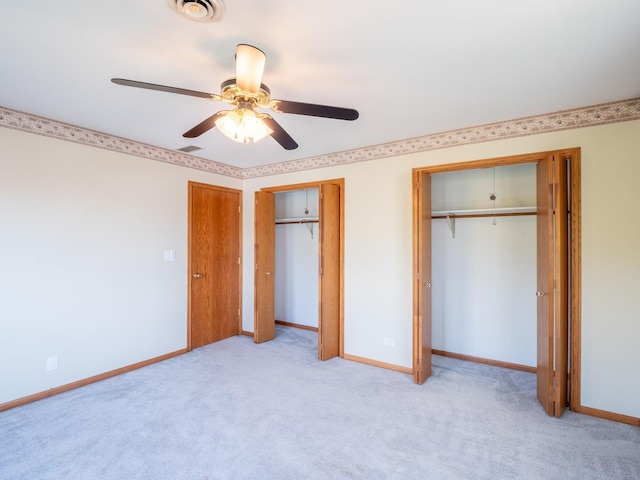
[{"x1": 1, "y1": 0, "x2": 639, "y2": 169}]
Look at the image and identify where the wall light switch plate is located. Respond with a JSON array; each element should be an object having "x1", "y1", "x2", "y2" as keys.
[
  {"x1": 46, "y1": 355, "x2": 59, "y2": 372},
  {"x1": 164, "y1": 250, "x2": 176, "y2": 262}
]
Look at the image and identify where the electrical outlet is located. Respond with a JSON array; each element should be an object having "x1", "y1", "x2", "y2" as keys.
[
  {"x1": 46, "y1": 355, "x2": 59, "y2": 372},
  {"x1": 383, "y1": 337, "x2": 395, "y2": 347}
]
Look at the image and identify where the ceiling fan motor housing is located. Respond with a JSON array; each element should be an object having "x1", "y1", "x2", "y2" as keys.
[
  {"x1": 220, "y1": 78, "x2": 272, "y2": 108},
  {"x1": 168, "y1": 0, "x2": 225, "y2": 22}
]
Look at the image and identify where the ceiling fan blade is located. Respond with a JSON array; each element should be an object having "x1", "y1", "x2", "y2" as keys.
[
  {"x1": 269, "y1": 99, "x2": 359, "y2": 121},
  {"x1": 235, "y1": 44, "x2": 266, "y2": 95},
  {"x1": 262, "y1": 115, "x2": 298, "y2": 150},
  {"x1": 111, "y1": 78, "x2": 221, "y2": 101},
  {"x1": 183, "y1": 111, "x2": 228, "y2": 138}
]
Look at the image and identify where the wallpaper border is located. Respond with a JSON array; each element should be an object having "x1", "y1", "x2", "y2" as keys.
[{"x1": 2, "y1": 97, "x2": 639, "y2": 180}]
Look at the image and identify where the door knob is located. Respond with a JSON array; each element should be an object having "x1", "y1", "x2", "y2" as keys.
[
  {"x1": 193, "y1": 273, "x2": 203, "y2": 279},
  {"x1": 265, "y1": 272, "x2": 271, "y2": 276},
  {"x1": 424, "y1": 283, "x2": 432, "y2": 288},
  {"x1": 536, "y1": 291, "x2": 545, "y2": 297}
]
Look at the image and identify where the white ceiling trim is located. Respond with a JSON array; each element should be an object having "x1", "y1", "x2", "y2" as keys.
[{"x1": 2, "y1": 97, "x2": 639, "y2": 180}]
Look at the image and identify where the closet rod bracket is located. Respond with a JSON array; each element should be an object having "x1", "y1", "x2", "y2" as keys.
[{"x1": 446, "y1": 214, "x2": 455, "y2": 239}]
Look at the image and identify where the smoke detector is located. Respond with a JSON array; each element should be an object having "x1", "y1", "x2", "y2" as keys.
[{"x1": 168, "y1": 0, "x2": 225, "y2": 23}]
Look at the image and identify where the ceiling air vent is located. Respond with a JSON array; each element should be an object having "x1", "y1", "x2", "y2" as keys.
[
  {"x1": 177, "y1": 145, "x2": 203, "y2": 153},
  {"x1": 168, "y1": 0, "x2": 225, "y2": 23}
]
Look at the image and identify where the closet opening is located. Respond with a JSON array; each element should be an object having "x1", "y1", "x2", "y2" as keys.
[
  {"x1": 430, "y1": 163, "x2": 538, "y2": 373},
  {"x1": 254, "y1": 179, "x2": 344, "y2": 360},
  {"x1": 275, "y1": 188, "x2": 320, "y2": 335},
  {"x1": 412, "y1": 149, "x2": 581, "y2": 418}
]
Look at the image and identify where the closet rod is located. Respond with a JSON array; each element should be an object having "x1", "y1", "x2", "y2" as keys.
[
  {"x1": 432, "y1": 212, "x2": 536, "y2": 220},
  {"x1": 275, "y1": 219, "x2": 319, "y2": 225}
]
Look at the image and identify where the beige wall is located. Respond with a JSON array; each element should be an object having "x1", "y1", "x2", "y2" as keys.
[
  {"x1": 2, "y1": 118, "x2": 639, "y2": 419},
  {"x1": 0, "y1": 128, "x2": 239, "y2": 404}
]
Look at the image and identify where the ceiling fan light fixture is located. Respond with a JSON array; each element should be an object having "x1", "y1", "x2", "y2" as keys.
[
  {"x1": 169, "y1": 0, "x2": 225, "y2": 23},
  {"x1": 215, "y1": 109, "x2": 273, "y2": 144}
]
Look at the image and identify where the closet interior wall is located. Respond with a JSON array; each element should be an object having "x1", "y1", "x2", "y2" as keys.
[
  {"x1": 275, "y1": 189, "x2": 319, "y2": 329},
  {"x1": 431, "y1": 164, "x2": 537, "y2": 367}
]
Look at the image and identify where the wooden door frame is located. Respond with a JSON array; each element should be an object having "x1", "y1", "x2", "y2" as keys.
[
  {"x1": 187, "y1": 181, "x2": 243, "y2": 351},
  {"x1": 259, "y1": 178, "x2": 345, "y2": 357},
  {"x1": 411, "y1": 149, "x2": 581, "y2": 412}
]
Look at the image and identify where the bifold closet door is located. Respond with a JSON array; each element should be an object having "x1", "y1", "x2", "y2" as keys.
[
  {"x1": 254, "y1": 191, "x2": 276, "y2": 343},
  {"x1": 413, "y1": 171, "x2": 432, "y2": 384},
  {"x1": 318, "y1": 183, "x2": 340, "y2": 360},
  {"x1": 536, "y1": 155, "x2": 568, "y2": 417}
]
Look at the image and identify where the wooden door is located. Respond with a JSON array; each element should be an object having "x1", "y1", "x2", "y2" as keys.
[
  {"x1": 254, "y1": 191, "x2": 276, "y2": 343},
  {"x1": 414, "y1": 171, "x2": 432, "y2": 383},
  {"x1": 188, "y1": 182, "x2": 241, "y2": 349},
  {"x1": 318, "y1": 183, "x2": 341, "y2": 360},
  {"x1": 536, "y1": 155, "x2": 568, "y2": 416}
]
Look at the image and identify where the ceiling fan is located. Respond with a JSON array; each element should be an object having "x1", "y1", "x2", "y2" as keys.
[{"x1": 111, "y1": 44, "x2": 359, "y2": 150}]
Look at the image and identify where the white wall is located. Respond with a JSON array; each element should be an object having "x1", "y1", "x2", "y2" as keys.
[
  {"x1": 432, "y1": 217, "x2": 537, "y2": 366},
  {"x1": 275, "y1": 189, "x2": 319, "y2": 328},
  {"x1": 431, "y1": 163, "x2": 537, "y2": 212},
  {"x1": 242, "y1": 120, "x2": 640, "y2": 419},
  {"x1": 431, "y1": 164, "x2": 537, "y2": 366},
  {"x1": 0, "y1": 128, "x2": 239, "y2": 404}
]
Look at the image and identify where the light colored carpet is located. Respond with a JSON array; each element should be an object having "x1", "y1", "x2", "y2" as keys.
[{"x1": 1, "y1": 325, "x2": 638, "y2": 479}]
